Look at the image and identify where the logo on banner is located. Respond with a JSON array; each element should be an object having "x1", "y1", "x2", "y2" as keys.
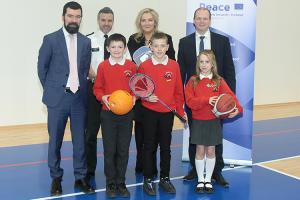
[
  {"x1": 199, "y1": 2, "x2": 244, "y2": 16},
  {"x1": 234, "y1": 3, "x2": 244, "y2": 10}
]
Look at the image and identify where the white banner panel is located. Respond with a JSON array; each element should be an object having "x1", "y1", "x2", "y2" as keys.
[{"x1": 183, "y1": 0, "x2": 257, "y2": 165}]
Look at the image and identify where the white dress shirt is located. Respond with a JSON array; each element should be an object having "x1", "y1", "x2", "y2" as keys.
[
  {"x1": 88, "y1": 30, "x2": 131, "y2": 75},
  {"x1": 195, "y1": 30, "x2": 211, "y2": 56}
]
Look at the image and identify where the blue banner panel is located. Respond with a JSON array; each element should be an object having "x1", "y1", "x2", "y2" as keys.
[{"x1": 184, "y1": 0, "x2": 256, "y2": 165}]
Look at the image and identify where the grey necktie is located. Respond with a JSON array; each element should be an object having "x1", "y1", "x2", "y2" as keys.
[{"x1": 199, "y1": 36, "x2": 205, "y2": 53}]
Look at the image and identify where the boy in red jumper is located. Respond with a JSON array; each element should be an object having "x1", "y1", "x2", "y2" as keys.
[
  {"x1": 138, "y1": 32, "x2": 185, "y2": 195},
  {"x1": 93, "y1": 33, "x2": 136, "y2": 198},
  {"x1": 185, "y1": 50, "x2": 242, "y2": 193}
]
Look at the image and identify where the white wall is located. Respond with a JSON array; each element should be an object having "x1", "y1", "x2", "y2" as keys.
[
  {"x1": 0, "y1": 0, "x2": 299, "y2": 125},
  {"x1": 254, "y1": 0, "x2": 300, "y2": 105}
]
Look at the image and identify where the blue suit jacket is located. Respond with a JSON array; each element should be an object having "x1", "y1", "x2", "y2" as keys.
[
  {"x1": 178, "y1": 31, "x2": 236, "y2": 93},
  {"x1": 38, "y1": 28, "x2": 91, "y2": 107}
]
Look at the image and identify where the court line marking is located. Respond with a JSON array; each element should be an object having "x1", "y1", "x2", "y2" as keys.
[
  {"x1": 2, "y1": 126, "x2": 300, "y2": 168},
  {"x1": 256, "y1": 164, "x2": 300, "y2": 181},
  {"x1": 253, "y1": 128, "x2": 300, "y2": 137},
  {"x1": 5, "y1": 123, "x2": 300, "y2": 199},
  {"x1": 0, "y1": 143, "x2": 182, "y2": 169},
  {"x1": 254, "y1": 155, "x2": 300, "y2": 181},
  {"x1": 31, "y1": 166, "x2": 247, "y2": 200},
  {"x1": 254, "y1": 155, "x2": 300, "y2": 165},
  {"x1": 3, "y1": 123, "x2": 300, "y2": 169}
]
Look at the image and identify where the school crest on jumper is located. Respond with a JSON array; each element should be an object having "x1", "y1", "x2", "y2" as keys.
[
  {"x1": 124, "y1": 70, "x2": 132, "y2": 77},
  {"x1": 206, "y1": 83, "x2": 218, "y2": 92},
  {"x1": 164, "y1": 72, "x2": 173, "y2": 81}
]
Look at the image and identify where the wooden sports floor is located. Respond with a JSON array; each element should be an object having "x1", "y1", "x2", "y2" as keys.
[{"x1": 0, "y1": 102, "x2": 299, "y2": 199}]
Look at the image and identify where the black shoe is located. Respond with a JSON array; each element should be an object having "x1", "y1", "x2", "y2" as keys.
[
  {"x1": 204, "y1": 182, "x2": 214, "y2": 193},
  {"x1": 143, "y1": 178, "x2": 156, "y2": 196},
  {"x1": 50, "y1": 178, "x2": 62, "y2": 196},
  {"x1": 159, "y1": 177, "x2": 176, "y2": 194},
  {"x1": 213, "y1": 173, "x2": 229, "y2": 188},
  {"x1": 195, "y1": 182, "x2": 205, "y2": 193},
  {"x1": 74, "y1": 178, "x2": 95, "y2": 194},
  {"x1": 106, "y1": 183, "x2": 117, "y2": 198},
  {"x1": 183, "y1": 169, "x2": 197, "y2": 181},
  {"x1": 117, "y1": 183, "x2": 130, "y2": 198}
]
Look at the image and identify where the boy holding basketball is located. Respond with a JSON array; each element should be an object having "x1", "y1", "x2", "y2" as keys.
[
  {"x1": 184, "y1": 50, "x2": 242, "y2": 193},
  {"x1": 138, "y1": 32, "x2": 185, "y2": 195},
  {"x1": 93, "y1": 33, "x2": 136, "y2": 198}
]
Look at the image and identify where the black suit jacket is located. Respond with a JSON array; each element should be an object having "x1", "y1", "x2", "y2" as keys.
[
  {"x1": 127, "y1": 33, "x2": 176, "y2": 60},
  {"x1": 177, "y1": 31, "x2": 236, "y2": 92}
]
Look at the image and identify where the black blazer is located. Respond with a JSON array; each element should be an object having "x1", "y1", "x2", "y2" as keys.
[
  {"x1": 127, "y1": 33, "x2": 176, "y2": 61},
  {"x1": 177, "y1": 31, "x2": 236, "y2": 92}
]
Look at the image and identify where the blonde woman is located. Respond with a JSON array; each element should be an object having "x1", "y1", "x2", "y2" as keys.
[
  {"x1": 128, "y1": 8, "x2": 175, "y2": 58},
  {"x1": 127, "y1": 8, "x2": 175, "y2": 177}
]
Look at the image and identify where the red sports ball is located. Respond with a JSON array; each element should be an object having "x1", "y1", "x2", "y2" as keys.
[
  {"x1": 109, "y1": 90, "x2": 134, "y2": 115},
  {"x1": 212, "y1": 93, "x2": 236, "y2": 118}
]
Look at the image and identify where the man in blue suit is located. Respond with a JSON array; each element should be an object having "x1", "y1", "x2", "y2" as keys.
[
  {"x1": 38, "y1": 1, "x2": 94, "y2": 196},
  {"x1": 178, "y1": 7, "x2": 236, "y2": 187}
]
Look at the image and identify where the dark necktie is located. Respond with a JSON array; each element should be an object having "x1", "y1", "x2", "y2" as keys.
[
  {"x1": 199, "y1": 36, "x2": 205, "y2": 53},
  {"x1": 104, "y1": 34, "x2": 110, "y2": 59}
]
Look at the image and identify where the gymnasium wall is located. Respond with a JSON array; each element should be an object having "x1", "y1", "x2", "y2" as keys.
[{"x1": 0, "y1": 0, "x2": 299, "y2": 125}]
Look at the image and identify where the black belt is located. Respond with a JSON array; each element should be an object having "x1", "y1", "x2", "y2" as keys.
[{"x1": 65, "y1": 87, "x2": 80, "y2": 94}]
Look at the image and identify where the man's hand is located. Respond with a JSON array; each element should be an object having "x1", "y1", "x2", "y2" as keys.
[{"x1": 88, "y1": 67, "x2": 96, "y2": 81}]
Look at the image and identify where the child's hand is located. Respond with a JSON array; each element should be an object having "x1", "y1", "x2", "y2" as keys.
[
  {"x1": 209, "y1": 96, "x2": 218, "y2": 106},
  {"x1": 183, "y1": 112, "x2": 189, "y2": 128},
  {"x1": 132, "y1": 96, "x2": 136, "y2": 106},
  {"x1": 183, "y1": 112, "x2": 188, "y2": 121},
  {"x1": 228, "y1": 108, "x2": 239, "y2": 118},
  {"x1": 102, "y1": 95, "x2": 110, "y2": 110},
  {"x1": 145, "y1": 95, "x2": 158, "y2": 102}
]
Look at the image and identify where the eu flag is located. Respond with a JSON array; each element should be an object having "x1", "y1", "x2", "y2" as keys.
[{"x1": 234, "y1": 3, "x2": 244, "y2": 10}]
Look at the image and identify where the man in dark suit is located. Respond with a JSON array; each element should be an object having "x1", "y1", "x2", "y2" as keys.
[
  {"x1": 38, "y1": 1, "x2": 94, "y2": 196},
  {"x1": 178, "y1": 7, "x2": 236, "y2": 187}
]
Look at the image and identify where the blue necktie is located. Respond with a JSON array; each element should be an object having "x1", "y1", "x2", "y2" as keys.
[{"x1": 199, "y1": 36, "x2": 205, "y2": 53}]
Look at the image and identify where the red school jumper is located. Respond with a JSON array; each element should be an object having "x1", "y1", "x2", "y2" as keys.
[
  {"x1": 185, "y1": 76, "x2": 243, "y2": 120},
  {"x1": 138, "y1": 59, "x2": 184, "y2": 116},
  {"x1": 93, "y1": 59, "x2": 137, "y2": 110}
]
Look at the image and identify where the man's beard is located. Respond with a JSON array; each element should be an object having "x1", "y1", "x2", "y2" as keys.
[{"x1": 64, "y1": 23, "x2": 79, "y2": 34}]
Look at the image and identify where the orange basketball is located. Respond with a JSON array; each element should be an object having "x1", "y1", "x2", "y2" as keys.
[{"x1": 108, "y1": 90, "x2": 134, "y2": 115}]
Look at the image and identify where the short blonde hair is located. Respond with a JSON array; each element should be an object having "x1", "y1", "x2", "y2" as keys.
[{"x1": 134, "y1": 8, "x2": 159, "y2": 42}]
